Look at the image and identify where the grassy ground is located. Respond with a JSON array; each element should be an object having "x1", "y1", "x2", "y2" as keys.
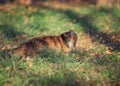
[{"x1": 0, "y1": 3, "x2": 120, "y2": 86}]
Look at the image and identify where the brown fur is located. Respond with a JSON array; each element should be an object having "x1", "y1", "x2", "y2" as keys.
[{"x1": 11, "y1": 30, "x2": 77, "y2": 59}]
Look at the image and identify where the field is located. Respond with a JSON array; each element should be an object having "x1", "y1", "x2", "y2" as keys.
[{"x1": 0, "y1": 3, "x2": 120, "y2": 86}]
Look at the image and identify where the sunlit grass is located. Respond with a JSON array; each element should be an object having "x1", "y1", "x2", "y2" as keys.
[{"x1": 0, "y1": 5, "x2": 120, "y2": 86}]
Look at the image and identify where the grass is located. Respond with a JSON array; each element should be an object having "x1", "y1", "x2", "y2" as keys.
[{"x1": 0, "y1": 4, "x2": 120, "y2": 86}]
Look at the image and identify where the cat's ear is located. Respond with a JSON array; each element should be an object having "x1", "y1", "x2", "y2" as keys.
[
  {"x1": 69, "y1": 30, "x2": 75, "y2": 35},
  {"x1": 61, "y1": 33, "x2": 68, "y2": 40}
]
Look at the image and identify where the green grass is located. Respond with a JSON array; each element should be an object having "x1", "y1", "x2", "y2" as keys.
[{"x1": 0, "y1": 4, "x2": 120, "y2": 86}]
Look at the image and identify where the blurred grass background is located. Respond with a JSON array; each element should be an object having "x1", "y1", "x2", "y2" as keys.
[{"x1": 0, "y1": 0, "x2": 120, "y2": 86}]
